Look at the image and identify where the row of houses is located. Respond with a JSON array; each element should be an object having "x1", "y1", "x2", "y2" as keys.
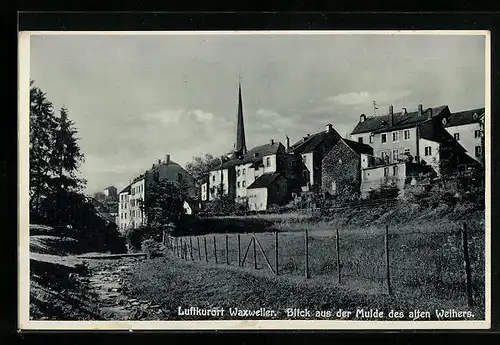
[
  {"x1": 200, "y1": 84, "x2": 485, "y2": 210},
  {"x1": 116, "y1": 82, "x2": 485, "y2": 231},
  {"x1": 117, "y1": 154, "x2": 196, "y2": 231}
]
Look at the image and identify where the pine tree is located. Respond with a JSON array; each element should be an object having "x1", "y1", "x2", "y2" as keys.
[
  {"x1": 29, "y1": 81, "x2": 57, "y2": 215},
  {"x1": 50, "y1": 107, "x2": 85, "y2": 192}
]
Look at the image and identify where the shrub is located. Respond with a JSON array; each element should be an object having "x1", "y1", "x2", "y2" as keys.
[
  {"x1": 367, "y1": 183, "x2": 400, "y2": 200},
  {"x1": 125, "y1": 225, "x2": 157, "y2": 252},
  {"x1": 141, "y1": 238, "x2": 161, "y2": 259}
]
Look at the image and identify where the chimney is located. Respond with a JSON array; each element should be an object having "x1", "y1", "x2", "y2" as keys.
[
  {"x1": 359, "y1": 114, "x2": 366, "y2": 123},
  {"x1": 427, "y1": 108, "x2": 433, "y2": 119},
  {"x1": 325, "y1": 123, "x2": 333, "y2": 133},
  {"x1": 285, "y1": 135, "x2": 290, "y2": 152},
  {"x1": 418, "y1": 104, "x2": 423, "y2": 116},
  {"x1": 388, "y1": 105, "x2": 394, "y2": 127},
  {"x1": 270, "y1": 139, "x2": 275, "y2": 145},
  {"x1": 402, "y1": 107, "x2": 407, "y2": 115},
  {"x1": 165, "y1": 154, "x2": 170, "y2": 164},
  {"x1": 157, "y1": 159, "x2": 161, "y2": 165}
]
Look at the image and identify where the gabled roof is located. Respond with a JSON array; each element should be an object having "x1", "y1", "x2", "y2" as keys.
[
  {"x1": 215, "y1": 142, "x2": 285, "y2": 170},
  {"x1": 351, "y1": 105, "x2": 449, "y2": 134},
  {"x1": 342, "y1": 139, "x2": 374, "y2": 155},
  {"x1": 247, "y1": 172, "x2": 283, "y2": 189},
  {"x1": 445, "y1": 107, "x2": 485, "y2": 127},
  {"x1": 119, "y1": 184, "x2": 131, "y2": 194},
  {"x1": 290, "y1": 128, "x2": 341, "y2": 155},
  {"x1": 419, "y1": 118, "x2": 466, "y2": 152}
]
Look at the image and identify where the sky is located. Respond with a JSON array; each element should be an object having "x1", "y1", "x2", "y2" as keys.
[{"x1": 29, "y1": 32, "x2": 487, "y2": 194}]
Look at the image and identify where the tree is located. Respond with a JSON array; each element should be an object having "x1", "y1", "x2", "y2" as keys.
[
  {"x1": 29, "y1": 81, "x2": 57, "y2": 215},
  {"x1": 176, "y1": 173, "x2": 190, "y2": 199},
  {"x1": 185, "y1": 153, "x2": 220, "y2": 184},
  {"x1": 141, "y1": 179, "x2": 184, "y2": 233},
  {"x1": 49, "y1": 107, "x2": 85, "y2": 192}
]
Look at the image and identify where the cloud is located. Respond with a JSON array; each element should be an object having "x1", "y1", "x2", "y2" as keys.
[
  {"x1": 191, "y1": 109, "x2": 214, "y2": 124},
  {"x1": 256, "y1": 108, "x2": 280, "y2": 119},
  {"x1": 326, "y1": 90, "x2": 411, "y2": 106},
  {"x1": 141, "y1": 109, "x2": 184, "y2": 125}
]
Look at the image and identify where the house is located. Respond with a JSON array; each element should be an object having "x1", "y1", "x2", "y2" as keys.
[
  {"x1": 350, "y1": 104, "x2": 471, "y2": 177},
  {"x1": 103, "y1": 185, "x2": 118, "y2": 199},
  {"x1": 117, "y1": 154, "x2": 196, "y2": 231},
  {"x1": 350, "y1": 104, "x2": 474, "y2": 197},
  {"x1": 289, "y1": 123, "x2": 343, "y2": 193},
  {"x1": 247, "y1": 172, "x2": 289, "y2": 211},
  {"x1": 321, "y1": 137, "x2": 374, "y2": 200},
  {"x1": 444, "y1": 107, "x2": 485, "y2": 165},
  {"x1": 118, "y1": 185, "x2": 131, "y2": 232}
]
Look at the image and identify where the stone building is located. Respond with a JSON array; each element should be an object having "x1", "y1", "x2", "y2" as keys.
[
  {"x1": 321, "y1": 138, "x2": 374, "y2": 200},
  {"x1": 289, "y1": 124, "x2": 343, "y2": 193}
]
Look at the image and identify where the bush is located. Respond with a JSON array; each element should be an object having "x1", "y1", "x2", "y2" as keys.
[
  {"x1": 125, "y1": 225, "x2": 157, "y2": 252},
  {"x1": 367, "y1": 183, "x2": 400, "y2": 200},
  {"x1": 141, "y1": 239, "x2": 161, "y2": 259}
]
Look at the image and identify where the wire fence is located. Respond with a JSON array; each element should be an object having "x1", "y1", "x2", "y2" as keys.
[{"x1": 164, "y1": 221, "x2": 484, "y2": 309}]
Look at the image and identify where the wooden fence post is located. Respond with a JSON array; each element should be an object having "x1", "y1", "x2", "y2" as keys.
[
  {"x1": 213, "y1": 235, "x2": 218, "y2": 263},
  {"x1": 237, "y1": 234, "x2": 241, "y2": 267},
  {"x1": 336, "y1": 228, "x2": 341, "y2": 285},
  {"x1": 275, "y1": 231, "x2": 279, "y2": 276},
  {"x1": 190, "y1": 237, "x2": 194, "y2": 260},
  {"x1": 183, "y1": 240, "x2": 188, "y2": 260},
  {"x1": 462, "y1": 222, "x2": 474, "y2": 308},
  {"x1": 384, "y1": 225, "x2": 392, "y2": 295},
  {"x1": 305, "y1": 229, "x2": 310, "y2": 279},
  {"x1": 197, "y1": 237, "x2": 201, "y2": 260},
  {"x1": 225, "y1": 235, "x2": 229, "y2": 265},
  {"x1": 253, "y1": 233, "x2": 258, "y2": 269},
  {"x1": 204, "y1": 236, "x2": 208, "y2": 262}
]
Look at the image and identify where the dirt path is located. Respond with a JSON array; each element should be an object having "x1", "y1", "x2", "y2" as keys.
[{"x1": 84, "y1": 256, "x2": 165, "y2": 320}]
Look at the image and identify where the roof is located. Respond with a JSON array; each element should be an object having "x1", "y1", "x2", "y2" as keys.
[
  {"x1": 247, "y1": 172, "x2": 283, "y2": 189},
  {"x1": 342, "y1": 139, "x2": 374, "y2": 155},
  {"x1": 214, "y1": 142, "x2": 285, "y2": 170},
  {"x1": 119, "y1": 184, "x2": 131, "y2": 194},
  {"x1": 419, "y1": 118, "x2": 466, "y2": 152},
  {"x1": 445, "y1": 107, "x2": 485, "y2": 127},
  {"x1": 104, "y1": 185, "x2": 116, "y2": 190},
  {"x1": 290, "y1": 128, "x2": 341, "y2": 154},
  {"x1": 351, "y1": 105, "x2": 449, "y2": 134}
]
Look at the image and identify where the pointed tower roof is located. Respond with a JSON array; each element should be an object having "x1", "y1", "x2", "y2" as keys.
[{"x1": 234, "y1": 81, "x2": 247, "y2": 157}]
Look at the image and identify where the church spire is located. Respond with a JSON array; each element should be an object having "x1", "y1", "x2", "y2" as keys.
[{"x1": 235, "y1": 78, "x2": 247, "y2": 156}]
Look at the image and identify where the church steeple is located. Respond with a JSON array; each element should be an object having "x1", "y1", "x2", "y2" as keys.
[{"x1": 234, "y1": 80, "x2": 247, "y2": 157}]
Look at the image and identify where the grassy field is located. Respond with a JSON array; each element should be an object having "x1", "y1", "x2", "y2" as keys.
[
  {"x1": 169, "y1": 214, "x2": 485, "y2": 317},
  {"x1": 122, "y1": 248, "x2": 484, "y2": 321}
]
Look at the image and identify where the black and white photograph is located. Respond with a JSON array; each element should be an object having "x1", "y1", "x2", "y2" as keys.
[{"x1": 18, "y1": 31, "x2": 490, "y2": 330}]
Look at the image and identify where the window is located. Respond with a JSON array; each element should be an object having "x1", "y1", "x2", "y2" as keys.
[
  {"x1": 242, "y1": 181, "x2": 246, "y2": 187},
  {"x1": 381, "y1": 134, "x2": 387, "y2": 143},
  {"x1": 266, "y1": 157, "x2": 271, "y2": 167},
  {"x1": 474, "y1": 130, "x2": 481, "y2": 138},
  {"x1": 454, "y1": 133, "x2": 460, "y2": 140},
  {"x1": 393, "y1": 165, "x2": 398, "y2": 176},
  {"x1": 243, "y1": 169, "x2": 246, "y2": 175},
  {"x1": 425, "y1": 146, "x2": 432, "y2": 156},
  {"x1": 392, "y1": 149, "x2": 399, "y2": 162},
  {"x1": 358, "y1": 137, "x2": 363, "y2": 143},
  {"x1": 404, "y1": 148, "x2": 410, "y2": 155},
  {"x1": 475, "y1": 146, "x2": 482, "y2": 157},
  {"x1": 369, "y1": 135, "x2": 374, "y2": 144},
  {"x1": 404, "y1": 130, "x2": 411, "y2": 141},
  {"x1": 237, "y1": 181, "x2": 241, "y2": 188},
  {"x1": 384, "y1": 167, "x2": 389, "y2": 177},
  {"x1": 237, "y1": 169, "x2": 241, "y2": 177},
  {"x1": 392, "y1": 131, "x2": 399, "y2": 142},
  {"x1": 302, "y1": 155, "x2": 307, "y2": 163},
  {"x1": 212, "y1": 175, "x2": 215, "y2": 182}
]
